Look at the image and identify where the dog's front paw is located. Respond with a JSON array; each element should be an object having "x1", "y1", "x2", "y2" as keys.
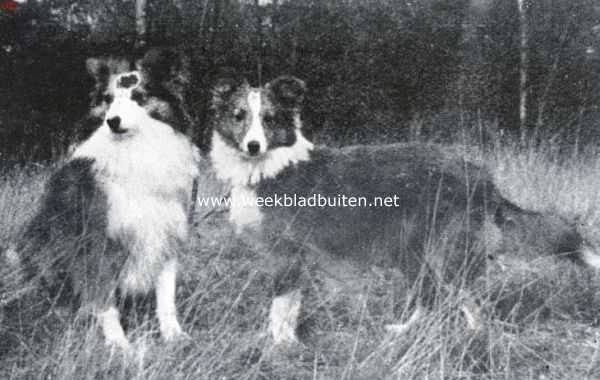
[
  {"x1": 161, "y1": 322, "x2": 191, "y2": 343},
  {"x1": 270, "y1": 322, "x2": 300, "y2": 346},
  {"x1": 104, "y1": 334, "x2": 131, "y2": 352},
  {"x1": 99, "y1": 307, "x2": 131, "y2": 352}
]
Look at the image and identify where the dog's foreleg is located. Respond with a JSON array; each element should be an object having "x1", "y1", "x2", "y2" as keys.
[
  {"x1": 156, "y1": 258, "x2": 187, "y2": 341},
  {"x1": 269, "y1": 289, "x2": 302, "y2": 345},
  {"x1": 98, "y1": 305, "x2": 130, "y2": 350}
]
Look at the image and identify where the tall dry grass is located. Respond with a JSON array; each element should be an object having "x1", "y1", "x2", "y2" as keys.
[{"x1": 1, "y1": 129, "x2": 600, "y2": 379}]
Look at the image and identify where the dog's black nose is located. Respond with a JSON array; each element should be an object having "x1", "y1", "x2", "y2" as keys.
[
  {"x1": 107, "y1": 117, "x2": 123, "y2": 133},
  {"x1": 247, "y1": 140, "x2": 261, "y2": 156}
]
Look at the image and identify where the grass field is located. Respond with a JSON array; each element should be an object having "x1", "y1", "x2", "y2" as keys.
[{"x1": 2, "y1": 134, "x2": 600, "y2": 379}]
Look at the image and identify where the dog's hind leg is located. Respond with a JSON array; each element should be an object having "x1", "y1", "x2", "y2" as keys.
[
  {"x1": 156, "y1": 258, "x2": 187, "y2": 342},
  {"x1": 269, "y1": 289, "x2": 302, "y2": 345}
]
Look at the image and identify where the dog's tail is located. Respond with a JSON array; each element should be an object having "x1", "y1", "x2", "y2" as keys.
[{"x1": 493, "y1": 198, "x2": 597, "y2": 266}]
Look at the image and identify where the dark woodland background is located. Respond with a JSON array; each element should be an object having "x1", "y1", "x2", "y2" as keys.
[{"x1": 2, "y1": 0, "x2": 600, "y2": 162}]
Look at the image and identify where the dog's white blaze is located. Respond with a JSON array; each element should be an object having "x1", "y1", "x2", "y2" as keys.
[
  {"x1": 269, "y1": 289, "x2": 302, "y2": 345},
  {"x1": 72, "y1": 73, "x2": 200, "y2": 293},
  {"x1": 156, "y1": 259, "x2": 184, "y2": 340},
  {"x1": 99, "y1": 306, "x2": 130, "y2": 349},
  {"x1": 241, "y1": 90, "x2": 268, "y2": 154},
  {"x1": 580, "y1": 247, "x2": 600, "y2": 269},
  {"x1": 293, "y1": 114, "x2": 302, "y2": 129}
]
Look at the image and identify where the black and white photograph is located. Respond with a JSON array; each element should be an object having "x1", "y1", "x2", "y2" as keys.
[{"x1": 2, "y1": 0, "x2": 600, "y2": 378}]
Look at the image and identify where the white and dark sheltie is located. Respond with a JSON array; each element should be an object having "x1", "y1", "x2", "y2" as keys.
[
  {"x1": 9, "y1": 48, "x2": 200, "y2": 349},
  {"x1": 208, "y1": 75, "x2": 599, "y2": 345}
]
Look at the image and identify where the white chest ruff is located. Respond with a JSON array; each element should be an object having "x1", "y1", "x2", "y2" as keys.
[
  {"x1": 72, "y1": 119, "x2": 200, "y2": 292},
  {"x1": 229, "y1": 185, "x2": 262, "y2": 232},
  {"x1": 209, "y1": 130, "x2": 313, "y2": 187},
  {"x1": 209, "y1": 130, "x2": 313, "y2": 233},
  {"x1": 106, "y1": 186, "x2": 188, "y2": 292}
]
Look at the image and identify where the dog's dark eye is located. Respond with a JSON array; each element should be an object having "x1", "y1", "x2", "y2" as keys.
[
  {"x1": 102, "y1": 94, "x2": 114, "y2": 104},
  {"x1": 234, "y1": 109, "x2": 246, "y2": 121},
  {"x1": 263, "y1": 114, "x2": 276, "y2": 125},
  {"x1": 131, "y1": 91, "x2": 146, "y2": 104}
]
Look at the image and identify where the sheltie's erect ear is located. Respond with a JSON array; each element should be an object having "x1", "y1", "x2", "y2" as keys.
[
  {"x1": 86, "y1": 57, "x2": 131, "y2": 88},
  {"x1": 266, "y1": 76, "x2": 306, "y2": 109}
]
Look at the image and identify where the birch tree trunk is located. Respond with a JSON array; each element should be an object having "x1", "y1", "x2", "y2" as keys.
[
  {"x1": 135, "y1": 0, "x2": 147, "y2": 47},
  {"x1": 254, "y1": 0, "x2": 264, "y2": 85},
  {"x1": 517, "y1": 0, "x2": 528, "y2": 139}
]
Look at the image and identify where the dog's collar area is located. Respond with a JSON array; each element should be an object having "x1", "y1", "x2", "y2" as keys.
[{"x1": 210, "y1": 129, "x2": 313, "y2": 187}]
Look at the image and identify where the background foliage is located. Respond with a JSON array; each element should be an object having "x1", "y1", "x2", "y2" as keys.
[{"x1": 2, "y1": 0, "x2": 600, "y2": 161}]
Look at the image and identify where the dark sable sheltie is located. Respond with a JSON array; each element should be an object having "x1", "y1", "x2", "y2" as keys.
[
  {"x1": 208, "y1": 75, "x2": 598, "y2": 344},
  {"x1": 6, "y1": 48, "x2": 200, "y2": 349}
]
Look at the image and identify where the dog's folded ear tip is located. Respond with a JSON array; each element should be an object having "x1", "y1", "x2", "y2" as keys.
[
  {"x1": 86, "y1": 57, "x2": 105, "y2": 77},
  {"x1": 86, "y1": 57, "x2": 99, "y2": 66},
  {"x1": 86, "y1": 57, "x2": 136, "y2": 83}
]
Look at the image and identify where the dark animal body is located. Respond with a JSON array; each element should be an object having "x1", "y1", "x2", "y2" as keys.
[
  {"x1": 255, "y1": 144, "x2": 585, "y2": 297},
  {"x1": 208, "y1": 75, "x2": 593, "y2": 344}
]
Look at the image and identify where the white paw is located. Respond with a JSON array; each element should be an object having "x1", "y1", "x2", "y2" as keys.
[
  {"x1": 269, "y1": 290, "x2": 302, "y2": 346},
  {"x1": 161, "y1": 321, "x2": 190, "y2": 342},
  {"x1": 99, "y1": 307, "x2": 130, "y2": 351},
  {"x1": 104, "y1": 334, "x2": 131, "y2": 352},
  {"x1": 270, "y1": 323, "x2": 299, "y2": 346}
]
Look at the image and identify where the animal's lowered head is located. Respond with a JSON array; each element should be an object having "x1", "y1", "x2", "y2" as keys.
[{"x1": 493, "y1": 202, "x2": 598, "y2": 268}]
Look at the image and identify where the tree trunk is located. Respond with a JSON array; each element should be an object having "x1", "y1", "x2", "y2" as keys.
[
  {"x1": 135, "y1": 0, "x2": 147, "y2": 47},
  {"x1": 517, "y1": 0, "x2": 528, "y2": 140},
  {"x1": 535, "y1": 26, "x2": 570, "y2": 131},
  {"x1": 254, "y1": 0, "x2": 263, "y2": 85}
]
